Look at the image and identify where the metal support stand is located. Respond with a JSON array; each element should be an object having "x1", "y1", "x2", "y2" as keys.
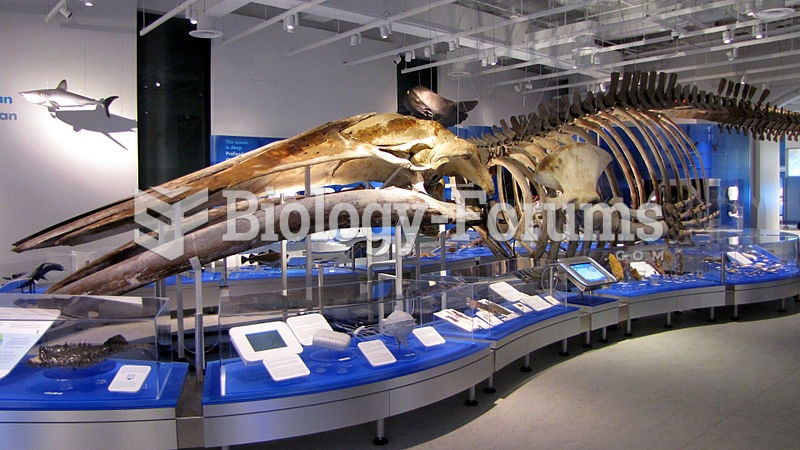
[
  {"x1": 559, "y1": 338, "x2": 570, "y2": 356},
  {"x1": 521, "y1": 353, "x2": 532, "y2": 372},
  {"x1": 280, "y1": 194, "x2": 288, "y2": 298},
  {"x1": 305, "y1": 166, "x2": 313, "y2": 305},
  {"x1": 484, "y1": 374, "x2": 496, "y2": 393},
  {"x1": 175, "y1": 273, "x2": 185, "y2": 359},
  {"x1": 778, "y1": 297, "x2": 787, "y2": 313},
  {"x1": 373, "y1": 419, "x2": 388, "y2": 445},
  {"x1": 624, "y1": 317, "x2": 633, "y2": 337},
  {"x1": 583, "y1": 330, "x2": 592, "y2": 348},
  {"x1": 189, "y1": 257, "x2": 204, "y2": 384},
  {"x1": 732, "y1": 303, "x2": 740, "y2": 321},
  {"x1": 664, "y1": 311, "x2": 673, "y2": 328},
  {"x1": 465, "y1": 385, "x2": 478, "y2": 406}
]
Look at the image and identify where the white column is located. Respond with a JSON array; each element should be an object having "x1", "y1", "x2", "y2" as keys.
[{"x1": 750, "y1": 138, "x2": 781, "y2": 230}]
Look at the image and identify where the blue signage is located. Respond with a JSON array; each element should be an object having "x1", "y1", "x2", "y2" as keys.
[
  {"x1": 210, "y1": 135, "x2": 283, "y2": 164},
  {"x1": 0, "y1": 94, "x2": 18, "y2": 121}
]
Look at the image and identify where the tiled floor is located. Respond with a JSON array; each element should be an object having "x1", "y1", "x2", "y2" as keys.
[{"x1": 236, "y1": 299, "x2": 800, "y2": 449}]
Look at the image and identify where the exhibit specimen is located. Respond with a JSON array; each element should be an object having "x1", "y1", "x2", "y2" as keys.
[
  {"x1": 19, "y1": 80, "x2": 118, "y2": 118},
  {"x1": 10, "y1": 72, "x2": 800, "y2": 296},
  {"x1": 0, "y1": 262, "x2": 63, "y2": 293},
  {"x1": 28, "y1": 334, "x2": 144, "y2": 368}
]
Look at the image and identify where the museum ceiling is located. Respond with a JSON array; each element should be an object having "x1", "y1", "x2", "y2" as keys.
[{"x1": 7, "y1": 1, "x2": 800, "y2": 111}]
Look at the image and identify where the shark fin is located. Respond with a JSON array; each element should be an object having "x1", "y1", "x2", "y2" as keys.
[
  {"x1": 57, "y1": 80, "x2": 68, "y2": 90},
  {"x1": 100, "y1": 96, "x2": 118, "y2": 118}
]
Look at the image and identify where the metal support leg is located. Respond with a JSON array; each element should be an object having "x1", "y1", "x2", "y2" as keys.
[
  {"x1": 521, "y1": 353, "x2": 532, "y2": 372},
  {"x1": 583, "y1": 330, "x2": 592, "y2": 348},
  {"x1": 778, "y1": 297, "x2": 787, "y2": 313},
  {"x1": 624, "y1": 317, "x2": 633, "y2": 337},
  {"x1": 373, "y1": 419, "x2": 388, "y2": 445},
  {"x1": 559, "y1": 338, "x2": 570, "y2": 357},
  {"x1": 708, "y1": 306, "x2": 716, "y2": 322},
  {"x1": 484, "y1": 374, "x2": 496, "y2": 393},
  {"x1": 664, "y1": 312, "x2": 673, "y2": 328},
  {"x1": 732, "y1": 303, "x2": 740, "y2": 321},
  {"x1": 599, "y1": 326, "x2": 608, "y2": 343},
  {"x1": 465, "y1": 385, "x2": 478, "y2": 406}
]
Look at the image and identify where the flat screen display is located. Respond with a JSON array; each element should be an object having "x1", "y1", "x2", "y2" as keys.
[
  {"x1": 246, "y1": 330, "x2": 287, "y2": 352},
  {"x1": 571, "y1": 262, "x2": 608, "y2": 282}
]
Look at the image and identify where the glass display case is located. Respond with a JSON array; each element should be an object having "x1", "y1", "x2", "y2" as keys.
[
  {"x1": 205, "y1": 279, "x2": 482, "y2": 405},
  {"x1": 592, "y1": 240, "x2": 725, "y2": 297},
  {"x1": 0, "y1": 293, "x2": 186, "y2": 410},
  {"x1": 710, "y1": 229, "x2": 800, "y2": 284},
  {"x1": 202, "y1": 279, "x2": 493, "y2": 447}
]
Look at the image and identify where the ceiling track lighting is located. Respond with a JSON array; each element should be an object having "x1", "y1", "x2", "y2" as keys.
[
  {"x1": 283, "y1": 13, "x2": 297, "y2": 33},
  {"x1": 378, "y1": 23, "x2": 390, "y2": 39},
  {"x1": 350, "y1": 32, "x2": 361, "y2": 47},
  {"x1": 423, "y1": 46, "x2": 432, "y2": 58},
  {"x1": 722, "y1": 29, "x2": 732, "y2": 44},
  {"x1": 84, "y1": 0, "x2": 93, "y2": 6},
  {"x1": 727, "y1": 47, "x2": 738, "y2": 61},
  {"x1": 187, "y1": 6, "x2": 198, "y2": 25},
  {"x1": 448, "y1": 38, "x2": 458, "y2": 52},
  {"x1": 392, "y1": 54, "x2": 402, "y2": 65},
  {"x1": 404, "y1": 50, "x2": 415, "y2": 62},
  {"x1": 753, "y1": 22, "x2": 766, "y2": 39},
  {"x1": 59, "y1": 5, "x2": 72, "y2": 19}
]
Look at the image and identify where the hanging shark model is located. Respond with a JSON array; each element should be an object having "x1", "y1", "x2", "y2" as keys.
[{"x1": 19, "y1": 80, "x2": 118, "y2": 118}]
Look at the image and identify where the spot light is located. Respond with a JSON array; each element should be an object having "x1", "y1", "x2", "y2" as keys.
[
  {"x1": 753, "y1": 22, "x2": 766, "y2": 39},
  {"x1": 283, "y1": 14, "x2": 297, "y2": 33},
  {"x1": 350, "y1": 33, "x2": 361, "y2": 46},
  {"x1": 379, "y1": 23, "x2": 390, "y2": 39},
  {"x1": 727, "y1": 48, "x2": 738, "y2": 61},
  {"x1": 187, "y1": 6, "x2": 198, "y2": 25},
  {"x1": 722, "y1": 29, "x2": 732, "y2": 44}
]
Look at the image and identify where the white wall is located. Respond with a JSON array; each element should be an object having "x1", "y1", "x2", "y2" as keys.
[
  {"x1": 212, "y1": 15, "x2": 398, "y2": 137},
  {"x1": 0, "y1": 4, "x2": 138, "y2": 275}
]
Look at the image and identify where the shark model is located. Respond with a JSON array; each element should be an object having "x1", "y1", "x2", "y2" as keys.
[{"x1": 19, "y1": 80, "x2": 118, "y2": 118}]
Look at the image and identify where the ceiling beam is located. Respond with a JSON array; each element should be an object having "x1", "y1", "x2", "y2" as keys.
[{"x1": 139, "y1": 0, "x2": 202, "y2": 36}]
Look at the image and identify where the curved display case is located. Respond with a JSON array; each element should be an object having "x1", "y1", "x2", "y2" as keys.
[
  {"x1": 0, "y1": 294, "x2": 188, "y2": 450},
  {"x1": 203, "y1": 279, "x2": 491, "y2": 447}
]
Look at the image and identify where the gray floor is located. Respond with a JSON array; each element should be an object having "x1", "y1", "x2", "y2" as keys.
[{"x1": 236, "y1": 299, "x2": 800, "y2": 449}]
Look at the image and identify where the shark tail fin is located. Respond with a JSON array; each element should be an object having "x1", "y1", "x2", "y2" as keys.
[
  {"x1": 458, "y1": 100, "x2": 478, "y2": 113},
  {"x1": 100, "y1": 96, "x2": 118, "y2": 118}
]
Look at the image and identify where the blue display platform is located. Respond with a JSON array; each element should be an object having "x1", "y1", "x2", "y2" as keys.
[
  {"x1": 434, "y1": 304, "x2": 580, "y2": 341},
  {"x1": 567, "y1": 294, "x2": 619, "y2": 308},
  {"x1": 0, "y1": 360, "x2": 188, "y2": 411},
  {"x1": 203, "y1": 332, "x2": 489, "y2": 405},
  {"x1": 228, "y1": 266, "x2": 356, "y2": 280},
  {"x1": 595, "y1": 276, "x2": 722, "y2": 297}
]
